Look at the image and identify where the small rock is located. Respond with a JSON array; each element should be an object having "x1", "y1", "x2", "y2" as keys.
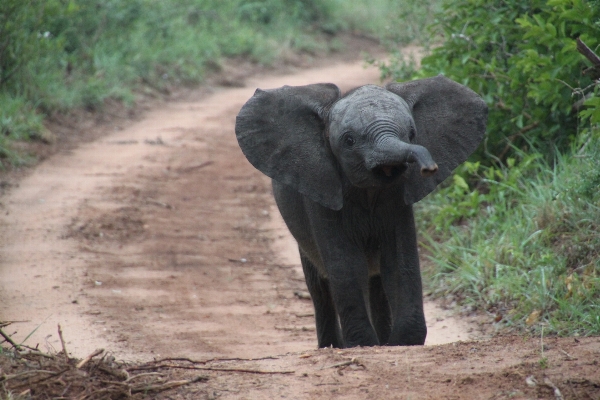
[
  {"x1": 294, "y1": 291, "x2": 311, "y2": 300},
  {"x1": 525, "y1": 375, "x2": 537, "y2": 387}
]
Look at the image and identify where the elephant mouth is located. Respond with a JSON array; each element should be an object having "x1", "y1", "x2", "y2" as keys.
[{"x1": 372, "y1": 163, "x2": 408, "y2": 182}]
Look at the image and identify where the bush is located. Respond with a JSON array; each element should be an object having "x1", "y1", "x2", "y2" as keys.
[
  {"x1": 380, "y1": 0, "x2": 600, "y2": 335},
  {"x1": 383, "y1": 0, "x2": 599, "y2": 162},
  {"x1": 417, "y1": 133, "x2": 600, "y2": 335}
]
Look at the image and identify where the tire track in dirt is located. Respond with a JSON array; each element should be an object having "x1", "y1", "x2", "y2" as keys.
[{"x1": 0, "y1": 57, "x2": 476, "y2": 362}]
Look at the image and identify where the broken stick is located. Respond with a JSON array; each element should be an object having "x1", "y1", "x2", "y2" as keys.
[
  {"x1": 0, "y1": 327, "x2": 21, "y2": 350},
  {"x1": 76, "y1": 348, "x2": 105, "y2": 369},
  {"x1": 57, "y1": 324, "x2": 69, "y2": 363}
]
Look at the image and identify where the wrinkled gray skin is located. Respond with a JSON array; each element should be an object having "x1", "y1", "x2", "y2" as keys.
[{"x1": 235, "y1": 76, "x2": 487, "y2": 348}]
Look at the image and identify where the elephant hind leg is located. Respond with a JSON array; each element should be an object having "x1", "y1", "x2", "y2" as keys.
[
  {"x1": 300, "y1": 252, "x2": 342, "y2": 348},
  {"x1": 369, "y1": 274, "x2": 391, "y2": 344}
]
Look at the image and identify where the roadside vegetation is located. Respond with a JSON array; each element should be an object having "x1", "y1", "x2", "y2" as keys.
[
  {"x1": 379, "y1": 0, "x2": 600, "y2": 336},
  {"x1": 0, "y1": 0, "x2": 434, "y2": 167}
]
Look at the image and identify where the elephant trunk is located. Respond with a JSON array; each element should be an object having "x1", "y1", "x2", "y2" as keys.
[
  {"x1": 405, "y1": 145, "x2": 439, "y2": 177},
  {"x1": 366, "y1": 141, "x2": 438, "y2": 178}
]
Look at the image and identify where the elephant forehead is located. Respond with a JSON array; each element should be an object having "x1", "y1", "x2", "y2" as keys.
[{"x1": 330, "y1": 85, "x2": 410, "y2": 129}]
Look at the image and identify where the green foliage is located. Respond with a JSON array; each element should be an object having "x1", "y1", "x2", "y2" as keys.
[
  {"x1": 0, "y1": 0, "x2": 393, "y2": 164},
  {"x1": 378, "y1": 0, "x2": 600, "y2": 336},
  {"x1": 331, "y1": 0, "x2": 441, "y2": 47},
  {"x1": 417, "y1": 133, "x2": 600, "y2": 336},
  {"x1": 384, "y1": 0, "x2": 599, "y2": 161}
]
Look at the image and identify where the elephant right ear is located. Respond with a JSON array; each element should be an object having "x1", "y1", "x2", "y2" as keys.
[
  {"x1": 235, "y1": 83, "x2": 343, "y2": 210},
  {"x1": 386, "y1": 76, "x2": 488, "y2": 205}
]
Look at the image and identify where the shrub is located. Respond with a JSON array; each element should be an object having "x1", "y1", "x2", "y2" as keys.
[
  {"x1": 385, "y1": 0, "x2": 600, "y2": 335},
  {"x1": 384, "y1": 0, "x2": 599, "y2": 162}
]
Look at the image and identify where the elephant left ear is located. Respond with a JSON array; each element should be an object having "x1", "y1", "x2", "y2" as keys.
[{"x1": 386, "y1": 75, "x2": 488, "y2": 204}]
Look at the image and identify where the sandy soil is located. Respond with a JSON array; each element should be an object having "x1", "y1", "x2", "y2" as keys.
[{"x1": 1, "y1": 56, "x2": 598, "y2": 399}]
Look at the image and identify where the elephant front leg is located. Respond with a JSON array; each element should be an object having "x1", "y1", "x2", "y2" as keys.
[
  {"x1": 380, "y1": 206, "x2": 427, "y2": 345},
  {"x1": 300, "y1": 252, "x2": 342, "y2": 348},
  {"x1": 306, "y1": 204, "x2": 379, "y2": 348},
  {"x1": 329, "y1": 271, "x2": 380, "y2": 348},
  {"x1": 369, "y1": 275, "x2": 392, "y2": 344}
]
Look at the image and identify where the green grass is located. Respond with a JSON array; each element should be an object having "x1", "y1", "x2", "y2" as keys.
[
  {"x1": 0, "y1": 0, "x2": 441, "y2": 167},
  {"x1": 416, "y1": 131, "x2": 600, "y2": 336},
  {"x1": 329, "y1": 0, "x2": 440, "y2": 47}
]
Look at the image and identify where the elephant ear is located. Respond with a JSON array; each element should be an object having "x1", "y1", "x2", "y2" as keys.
[
  {"x1": 386, "y1": 75, "x2": 488, "y2": 205},
  {"x1": 235, "y1": 83, "x2": 343, "y2": 210}
]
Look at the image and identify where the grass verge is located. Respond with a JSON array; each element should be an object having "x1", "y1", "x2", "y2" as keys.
[
  {"x1": 416, "y1": 131, "x2": 600, "y2": 336},
  {"x1": 0, "y1": 0, "x2": 441, "y2": 169}
]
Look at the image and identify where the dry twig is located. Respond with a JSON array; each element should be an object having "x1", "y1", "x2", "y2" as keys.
[
  {"x1": 0, "y1": 327, "x2": 21, "y2": 350},
  {"x1": 146, "y1": 355, "x2": 279, "y2": 365},
  {"x1": 0, "y1": 370, "x2": 57, "y2": 383},
  {"x1": 128, "y1": 363, "x2": 294, "y2": 374},
  {"x1": 19, "y1": 350, "x2": 55, "y2": 359},
  {"x1": 76, "y1": 348, "x2": 105, "y2": 369},
  {"x1": 320, "y1": 357, "x2": 366, "y2": 370},
  {"x1": 57, "y1": 324, "x2": 69, "y2": 363},
  {"x1": 131, "y1": 376, "x2": 209, "y2": 393}
]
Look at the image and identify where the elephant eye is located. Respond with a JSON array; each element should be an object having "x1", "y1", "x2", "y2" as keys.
[
  {"x1": 344, "y1": 134, "x2": 355, "y2": 147},
  {"x1": 409, "y1": 126, "x2": 416, "y2": 141}
]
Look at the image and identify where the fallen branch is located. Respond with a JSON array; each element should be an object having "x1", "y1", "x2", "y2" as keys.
[
  {"x1": 18, "y1": 350, "x2": 55, "y2": 359},
  {"x1": 125, "y1": 372, "x2": 165, "y2": 382},
  {"x1": 146, "y1": 355, "x2": 279, "y2": 365},
  {"x1": 76, "y1": 348, "x2": 105, "y2": 369},
  {"x1": 131, "y1": 376, "x2": 209, "y2": 394},
  {"x1": 0, "y1": 370, "x2": 57, "y2": 383},
  {"x1": 10, "y1": 368, "x2": 69, "y2": 389},
  {"x1": 128, "y1": 363, "x2": 294, "y2": 374},
  {"x1": 0, "y1": 345, "x2": 211, "y2": 398},
  {"x1": 197, "y1": 367, "x2": 295, "y2": 375},
  {"x1": 98, "y1": 365, "x2": 129, "y2": 380}
]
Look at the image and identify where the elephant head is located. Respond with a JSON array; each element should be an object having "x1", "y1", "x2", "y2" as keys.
[{"x1": 235, "y1": 76, "x2": 488, "y2": 210}]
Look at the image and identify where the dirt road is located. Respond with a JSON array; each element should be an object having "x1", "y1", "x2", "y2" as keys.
[{"x1": 1, "y1": 58, "x2": 598, "y2": 399}]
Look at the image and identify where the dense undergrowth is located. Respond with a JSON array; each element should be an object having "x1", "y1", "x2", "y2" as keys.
[{"x1": 379, "y1": 0, "x2": 600, "y2": 335}]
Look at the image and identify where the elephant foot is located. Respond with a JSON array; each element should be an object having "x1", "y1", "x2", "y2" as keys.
[{"x1": 387, "y1": 314, "x2": 427, "y2": 346}]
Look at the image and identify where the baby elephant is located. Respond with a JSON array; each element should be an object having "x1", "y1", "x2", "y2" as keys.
[{"x1": 235, "y1": 76, "x2": 487, "y2": 348}]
